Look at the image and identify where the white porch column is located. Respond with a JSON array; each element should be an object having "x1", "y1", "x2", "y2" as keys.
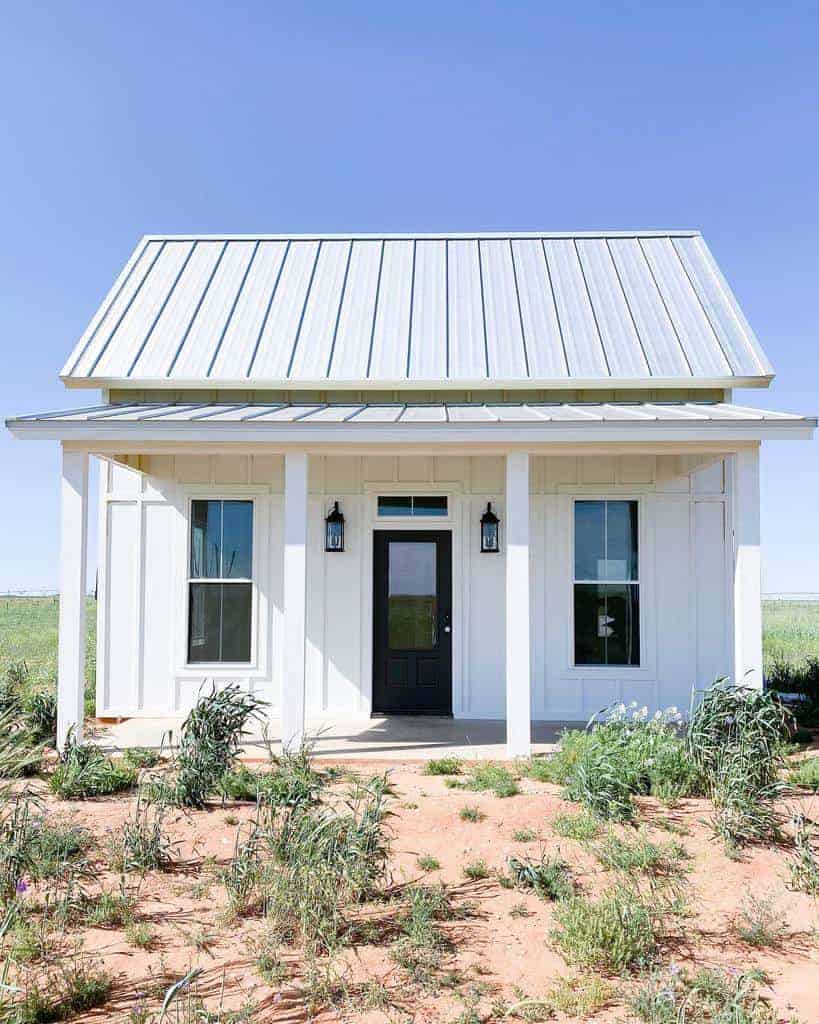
[
  {"x1": 505, "y1": 452, "x2": 532, "y2": 757},
  {"x1": 57, "y1": 447, "x2": 89, "y2": 750},
  {"x1": 282, "y1": 452, "x2": 308, "y2": 750},
  {"x1": 732, "y1": 446, "x2": 763, "y2": 688}
]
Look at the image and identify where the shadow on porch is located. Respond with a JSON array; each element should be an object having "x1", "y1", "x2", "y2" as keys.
[{"x1": 91, "y1": 716, "x2": 581, "y2": 762}]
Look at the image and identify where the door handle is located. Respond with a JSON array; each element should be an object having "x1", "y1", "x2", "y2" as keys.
[{"x1": 441, "y1": 612, "x2": 451, "y2": 634}]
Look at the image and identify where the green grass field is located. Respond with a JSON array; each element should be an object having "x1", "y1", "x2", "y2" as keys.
[{"x1": 0, "y1": 596, "x2": 817, "y2": 705}]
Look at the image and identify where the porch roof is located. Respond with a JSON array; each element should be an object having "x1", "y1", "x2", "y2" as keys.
[{"x1": 7, "y1": 401, "x2": 815, "y2": 445}]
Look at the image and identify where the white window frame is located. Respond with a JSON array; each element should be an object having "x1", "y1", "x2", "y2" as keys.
[
  {"x1": 566, "y1": 495, "x2": 651, "y2": 675},
  {"x1": 183, "y1": 493, "x2": 260, "y2": 671}
]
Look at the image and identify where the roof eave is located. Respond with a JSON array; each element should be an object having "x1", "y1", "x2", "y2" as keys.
[{"x1": 60, "y1": 374, "x2": 775, "y2": 391}]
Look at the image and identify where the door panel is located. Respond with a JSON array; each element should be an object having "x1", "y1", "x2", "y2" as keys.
[{"x1": 373, "y1": 531, "x2": 452, "y2": 714}]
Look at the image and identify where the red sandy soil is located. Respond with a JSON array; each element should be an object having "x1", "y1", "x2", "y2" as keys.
[{"x1": 12, "y1": 763, "x2": 819, "y2": 1023}]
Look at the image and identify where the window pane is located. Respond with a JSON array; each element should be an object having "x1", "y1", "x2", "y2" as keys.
[
  {"x1": 220, "y1": 583, "x2": 252, "y2": 661},
  {"x1": 413, "y1": 496, "x2": 448, "y2": 516},
  {"x1": 190, "y1": 500, "x2": 221, "y2": 578},
  {"x1": 188, "y1": 583, "x2": 221, "y2": 662},
  {"x1": 574, "y1": 501, "x2": 605, "y2": 579},
  {"x1": 574, "y1": 583, "x2": 640, "y2": 666},
  {"x1": 388, "y1": 541, "x2": 437, "y2": 649},
  {"x1": 378, "y1": 496, "x2": 413, "y2": 516},
  {"x1": 222, "y1": 501, "x2": 253, "y2": 578},
  {"x1": 188, "y1": 583, "x2": 252, "y2": 663},
  {"x1": 604, "y1": 501, "x2": 638, "y2": 581}
]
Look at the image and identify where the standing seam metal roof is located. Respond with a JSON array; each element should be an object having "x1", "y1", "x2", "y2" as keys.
[{"x1": 60, "y1": 232, "x2": 774, "y2": 388}]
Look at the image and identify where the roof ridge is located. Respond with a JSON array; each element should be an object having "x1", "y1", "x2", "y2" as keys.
[{"x1": 138, "y1": 230, "x2": 704, "y2": 243}]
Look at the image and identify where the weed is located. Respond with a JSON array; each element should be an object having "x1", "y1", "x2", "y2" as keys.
[
  {"x1": 168, "y1": 683, "x2": 267, "y2": 808},
  {"x1": 459, "y1": 805, "x2": 484, "y2": 823},
  {"x1": 463, "y1": 763, "x2": 519, "y2": 798},
  {"x1": 390, "y1": 884, "x2": 455, "y2": 986},
  {"x1": 507, "y1": 851, "x2": 573, "y2": 901},
  {"x1": 790, "y1": 756, "x2": 819, "y2": 789},
  {"x1": 221, "y1": 822, "x2": 263, "y2": 916},
  {"x1": 423, "y1": 758, "x2": 463, "y2": 776},
  {"x1": 125, "y1": 921, "x2": 156, "y2": 949},
  {"x1": 512, "y1": 828, "x2": 536, "y2": 842},
  {"x1": 509, "y1": 902, "x2": 531, "y2": 919},
  {"x1": 7, "y1": 958, "x2": 112, "y2": 1022},
  {"x1": 629, "y1": 965, "x2": 779, "y2": 1024},
  {"x1": 81, "y1": 887, "x2": 136, "y2": 927},
  {"x1": 688, "y1": 682, "x2": 790, "y2": 849},
  {"x1": 546, "y1": 973, "x2": 613, "y2": 1016},
  {"x1": 418, "y1": 854, "x2": 441, "y2": 871},
  {"x1": 522, "y1": 757, "x2": 561, "y2": 784},
  {"x1": 121, "y1": 746, "x2": 162, "y2": 769},
  {"x1": 49, "y1": 732, "x2": 136, "y2": 799},
  {"x1": 593, "y1": 829, "x2": 687, "y2": 876},
  {"x1": 787, "y1": 815, "x2": 819, "y2": 895},
  {"x1": 550, "y1": 884, "x2": 668, "y2": 972},
  {"x1": 22, "y1": 690, "x2": 58, "y2": 746},
  {"x1": 462, "y1": 858, "x2": 490, "y2": 881},
  {"x1": 735, "y1": 890, "x2": 786, "y2": 947},
  {"x1": 551, "y1": 810, "x2": 600, "y2": 842},
  {"x1": 110, "y1": 794, "x2": 175, "y2": 874}
]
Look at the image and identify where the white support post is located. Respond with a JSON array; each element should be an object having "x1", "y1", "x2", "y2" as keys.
[
  {"x1": 732, "y1": 446, "x2": 763, "y2": 688},
  {"x1": 505, "y1": 452, "x2": 532, "y2": 757},
  {"x1": 282, "y1": 452, "x2": 308, "y2": 750},
  {"x1": 57, "y1": 448, "x2": 89, "y2": 750}
]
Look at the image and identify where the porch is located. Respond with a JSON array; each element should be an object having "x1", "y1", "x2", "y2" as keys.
[{"x1": 94, "y1": 715, "x2": 572, "y2": 761}]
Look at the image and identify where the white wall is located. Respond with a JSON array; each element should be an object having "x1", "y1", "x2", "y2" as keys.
[{"x1": 97, "y1": 452, "x2": 730, "y2": 720}]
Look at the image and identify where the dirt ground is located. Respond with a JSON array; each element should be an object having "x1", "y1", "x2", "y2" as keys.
[{"x1": 20, "y1": 761, "x2": 819, "y2": 1023}]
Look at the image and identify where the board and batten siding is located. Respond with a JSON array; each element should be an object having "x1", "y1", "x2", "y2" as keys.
[{"x1": 96, "y1": 453, "x2": 731, "y2": 721}]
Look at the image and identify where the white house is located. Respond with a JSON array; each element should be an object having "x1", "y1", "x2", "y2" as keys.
[{"x1": 7, "y1": 231, "x2": 815, "y2": 756}]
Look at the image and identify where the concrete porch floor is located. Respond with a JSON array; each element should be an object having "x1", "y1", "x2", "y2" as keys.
[{"x1": 92, "y1": 716, "x2": 576, "y2": 761}]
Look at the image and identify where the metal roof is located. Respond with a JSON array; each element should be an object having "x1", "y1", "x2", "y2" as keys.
[
  {"x1": 61, "y1": 232, "x2": 774, "y2": 389},
  {"x1": 9, "y1": 402, "x2": 813, "y2": 444}
]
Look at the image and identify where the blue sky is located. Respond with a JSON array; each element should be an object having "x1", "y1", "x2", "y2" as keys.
[{"x1": 0, "y1": 1, "x2": 816, "y2": 592}]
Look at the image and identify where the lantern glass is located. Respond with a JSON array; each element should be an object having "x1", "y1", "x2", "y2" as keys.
[
  {"x1": 325, "y1": 501, "x2": 345, "y2": 552},
  {"x1": 480, "y1": 502, "x2": 500, "y2": 553}
]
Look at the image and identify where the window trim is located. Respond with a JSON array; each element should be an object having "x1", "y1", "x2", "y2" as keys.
[
  {"x1": 565, "y1": 495, "x2": 650, "y2": 675},
  {"x1": 183, "y1": 494, "x2": 259, "y2": 670}
]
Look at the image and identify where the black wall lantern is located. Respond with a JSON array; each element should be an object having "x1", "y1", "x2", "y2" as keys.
[
  {"x1": 480, "y1": 502, "x2": 500, "y2": 553},
  {"x1": 324, "y1": 501, "x2": 345, "y2": 552}
]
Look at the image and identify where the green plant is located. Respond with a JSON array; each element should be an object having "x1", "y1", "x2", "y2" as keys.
[
  {"x1": 554, "y1": 703, "x2": 702, "y2": 821},
  {"x1": 110, "y1": 794, "x2": 175, "y2": 873},
  {"x1": 168, "y1": 683, "x2": 267, "y2": 808},
  {"x1": 592, "y1": 829, "x2": 687, "y2": 876},
  {"x1": 463, "y1": 762, "x2": 519, "y2": 798},
  {"x1": 790, "y1": 756, "x2": 819, "y2": 789},
  {"x1": 462, "y1": 858, "x2": 490, "y2": 880},
  {"x1": 735, "y1": 890, "x2": 786, "y2": 948},
  {"x1": 121, "y1": 746, "x2": 162, "y2": 769},
  {"x1": 787, "y1": 814, "x2": 819, "y2": 895},
  {"x1": 49, "y1": 732, "x2": 136, "y2": 799},
  {"x1": 546, "y1": 974, "x2": 614, "y2": 1017},
  {"x1": 418, "y1": 854, "x2": 441, "y2": 871},
  {"x1": 550, "y1": 885, "x2": 663, "y2": 972},
  {"x1": 390, "y1": 884, "x2": 455, "y2": 986},
  {"x1": 688, "y1": 682, "x2": 790, "y2": 848},
  {"x1": 629, "y1": 965, "x2": 779, "y2": 1024},
  {"x1": 459, "y1": 805, "x2": 484, "y2": 823},
  {"x1": 423, "y1": 758, "x2": 463, "y2": 776},
  {"x1": 124, "y1": 921, "x2": 156, "y2": 949},
  {"x1": 0, "y1": 799, "x2": 87, "y2": 900},
  {"x1": 507, "y1": 851, "x2": 573, "y2": 901},
  {"x1": 2, "y1": 956, "x2": 112, "y2": 1022},
  {"x1": 22, "y1": 690, "x2": 58, "y2": 746},
  {"x1": 551, "y1": 810, "x2": 600, "y2": 842},
  {"x1": 511, "y1": 828, "x2": 536, "y2": 842},
  {"x1": 0, "y1": 707, "x2": 43, "y2": 783}
]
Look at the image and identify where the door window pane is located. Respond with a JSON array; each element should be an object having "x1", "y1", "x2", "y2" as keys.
[
  {"x1": 388, "y1": 541, "x2": 437, "y2": 649},
  {"x1": 574, "y1": 583, "x2": 640, "y2": 666}
]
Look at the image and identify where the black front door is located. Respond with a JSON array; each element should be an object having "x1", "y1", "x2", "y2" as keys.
[{"x1": 373, "y1": 531, "x2": 452, "y2": 715}]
